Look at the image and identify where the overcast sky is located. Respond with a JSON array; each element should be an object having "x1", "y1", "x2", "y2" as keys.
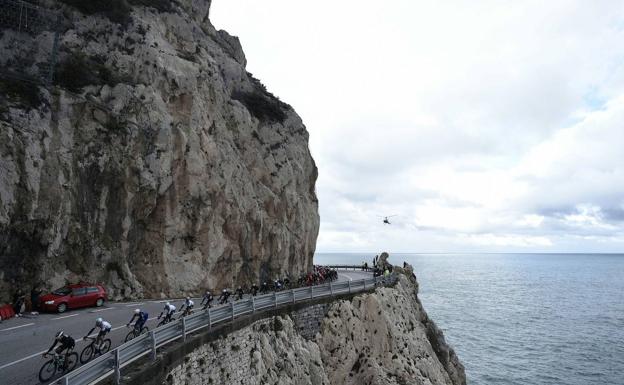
[{"x1": 211, "y1": 1, "x2": 624, "y2": 253}]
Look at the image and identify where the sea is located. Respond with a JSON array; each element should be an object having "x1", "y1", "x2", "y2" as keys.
[{"x1": 314, "y1": 253, "x2": 624, "y2": 385}]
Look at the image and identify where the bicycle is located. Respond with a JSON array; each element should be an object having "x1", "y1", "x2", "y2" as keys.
[
  {"x1": 124, "y1": 323, "x2": 150, "y2": 342},
  {"x1": 156, "y1": 314, "x2": 175, "y2": 327},
  {"x1": 80, "y1": 336, "x2": 111, "y2": 364},
  {"x1": 39, "y1": 351, "x2": 78, "y2": 383}
]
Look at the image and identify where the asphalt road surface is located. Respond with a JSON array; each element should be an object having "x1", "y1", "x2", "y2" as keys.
[{"x1": 0, "y1": 270, "x2": 372, "y2": 385}]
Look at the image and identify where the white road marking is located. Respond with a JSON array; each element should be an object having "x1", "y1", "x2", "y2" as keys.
[
  {"x1": 0, "y1": 350, "x2": 46, "y2": 370},
  {"x1": 125, "y1": 303, "x2": 144, "y2": 307},
  {"x1": 52, "y1": 314, "x2": 78, "y2": 320},
  {"x1": 0, "y1": 314, "x2": 162, "y2": 370},
  {"x1": 89, "y1": 307, "x2": 115, "y2": 313},
  {"x1": 0, "y1": 323, "x2": 34, "y2": 332}
]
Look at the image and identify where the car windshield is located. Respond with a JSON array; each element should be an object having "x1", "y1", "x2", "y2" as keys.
[{"x1": 52, "y1": 286, "x2": 71, "y2": 296}]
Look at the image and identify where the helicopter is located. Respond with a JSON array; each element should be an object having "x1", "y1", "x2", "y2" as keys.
[{"x1": 378, "y1": 215, "x2": 397, "y2": 225}]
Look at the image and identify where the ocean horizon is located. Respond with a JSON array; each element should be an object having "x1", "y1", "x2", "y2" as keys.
[{"x1": 314, "y1": 252, "x2": 624, "y2": 385}]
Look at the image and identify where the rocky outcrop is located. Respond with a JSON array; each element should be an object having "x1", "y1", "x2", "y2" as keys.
[
  {"x1": 153, "y1": 269, "x2": 466, "y2": 385},
  {"x1": 0, "y1": 0, "x2": 319, "y2": 300}
]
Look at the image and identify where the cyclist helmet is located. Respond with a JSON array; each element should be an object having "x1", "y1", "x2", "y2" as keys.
[
  {"x1": 186, "y1": 296, "x2": 190, "y2": 301},
  {"x1": 165, "y1": 302, "x2": 170, "y2": 307},
  {"x1": 134, "y1": 308, "x2": 140, "y2": 314},
  {"x1": 55, "y1": 331, "x2": 65, "y2": 340},
  {"x1": 95, "y1": 317, "x2": 103, "y2": 326}
]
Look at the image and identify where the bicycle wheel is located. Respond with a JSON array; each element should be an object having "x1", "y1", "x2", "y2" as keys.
[
  {"x1": 157, "y1": 319, "x2": 165, "y2": 327},
  {"x1": 63, "y1": 352, "x2": 78, "y2": 372},
  {"x1": 80, "y1": 344, "x2": 94, "y2": 364},
  {"x1": 124, "y1": 330, "x2": 137, "y2": 342},
  {"x1": 38, "y1": 359, "x2": 57, "y2": 383},
  {"x1": 99, "y1": 339, "x2": 111, "y2": 354},
  {"x1": 141, "y1": 326, "x2": 150, "y2": 335}
]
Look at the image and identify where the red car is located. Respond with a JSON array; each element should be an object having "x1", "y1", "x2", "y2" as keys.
[{"x1": 40, "y1": 283, "x2": 107, "y2": 313}]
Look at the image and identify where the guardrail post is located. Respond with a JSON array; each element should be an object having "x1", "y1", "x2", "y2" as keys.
[
  {"x1": 363, "y1": 278, "x2": 366, "y2": 291},
  {"x1": 291, "y1": 289, "x2": 296, "y2": 304},
  {"x1": 63, "y1": 376, "x2": 69, "y2": 385},
  {"x1": 207, "y1": 308, "x2": 212, "y2": 331},
  {"x1": 251, "y1": 295, "x2": 256, "y2": 313},
  {"x1": 309, "y1": 286, "x2": 313, "y2": 299},
  {"x1": 273, "y1": 292, "x2": 278, "y2": 309},
  {"x1": 230, "y1": 302, "x2": 235, "y2": 322},
  {"x1": 150, "y1": 330, "x2": 157, "y2": 361},
  {"x1": 114, "y1": 349, "x2": 121, "y2": 385},
  {"x1": 182, "y1": 317, "x2": 187, "y2": 342},
  {"x1": 330, "y1": 282, "x2": 334, "y2": 296},
  {"x1": 348, "y1": 280, "x2": 351, "y2": 294}
]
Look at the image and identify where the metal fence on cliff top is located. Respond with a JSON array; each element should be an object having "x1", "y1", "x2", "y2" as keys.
[{"x1": 54, "y1": 272, "x2": 398, "y2": 385}]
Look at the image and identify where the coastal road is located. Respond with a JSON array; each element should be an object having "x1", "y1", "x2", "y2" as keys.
[{"x1": 0, "y1": 270, "x2": 371, "y2": 385}]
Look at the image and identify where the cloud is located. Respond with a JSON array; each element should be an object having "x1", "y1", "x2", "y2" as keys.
[{"x1": 211, "y1": 0, "x2": 624, "y2": 252}]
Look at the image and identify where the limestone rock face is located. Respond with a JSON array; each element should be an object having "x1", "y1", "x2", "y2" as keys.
[
  {"x1": 161, "y1": 272, "x2": 466, "y2": 385},
  {"x1": 317, "y1": 274, "x2": 466, "y2": 385},
  {"x1": 0, "y1": 0, "x2": 319, "y2": 300}
]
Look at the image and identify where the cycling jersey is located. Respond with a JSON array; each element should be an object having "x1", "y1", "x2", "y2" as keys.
[
  {"x1": 85, "y1": 320, "x2": 111, "y2": 342},
  {"x1": 100, "y1": 321, "x2": 112, "y2": 331},
  {"x1": 47, "y1": 335, "x2": 75, "y2": 355},
  {"x1": 128, "y1": 311, "x2": 149, "y2": 327}
]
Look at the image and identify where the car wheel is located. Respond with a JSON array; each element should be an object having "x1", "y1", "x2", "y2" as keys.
[
  {"x1": 57, "y1": 303, "x2": 67, "y2": 313},
  {"x1": 95, "y1": 298, "x2": 104, "y2": 307}
]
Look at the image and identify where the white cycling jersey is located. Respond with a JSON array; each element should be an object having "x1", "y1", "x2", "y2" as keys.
[
  {"x1": 186, "y1": 300, "x2": 194, "y2": 307},
  {"x1": 165, "y1": 304, "x2": 176, "y2": 313},
  {"x1": 99, "y1": 321, "x2": 112, "y2": 331}
]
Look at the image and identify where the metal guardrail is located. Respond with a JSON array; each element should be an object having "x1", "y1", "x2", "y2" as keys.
[
  {"x1": 55, "y1": 272, "x2": 397, "y2": 385},
  {"x1": 325, "y1": 265, "x2": 374, "y2": 271}
]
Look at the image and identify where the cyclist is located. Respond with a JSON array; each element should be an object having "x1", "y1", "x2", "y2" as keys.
[
  {"x1": 44, "y1": 331, "x2": 75, "y2": 358},
  {"x1": 250, "y1": 284, "x2": 259, "y2": 297},
  {"x1": 234, "y1": 287, "x2": 244, "y2": 301},
  {"x1": 126, "y1": 308, "x2": 149, "y2": 333},
  {"x1": 179, "y1": 297, "x2": 195, "y2": 316},
  {"x1": 218, "y1": 289, "x2": 230, "y2": 304},
  {"x1": 84, "y1": 318, "x2": 111, "y2": 346},
  {"x1": 158, "y1": 302, "x2": 176, "y2": 323},
  {"x1": 201, "y1": 290, "x2": 213, "y2": 309}
]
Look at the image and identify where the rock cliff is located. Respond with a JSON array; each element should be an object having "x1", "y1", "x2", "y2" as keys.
[
  {"x1": 150, "y1": 269, "x2": 466, "y2": 385},
  {"x1": 0, "y1": 0, "x2": 319, "y2": 301}
]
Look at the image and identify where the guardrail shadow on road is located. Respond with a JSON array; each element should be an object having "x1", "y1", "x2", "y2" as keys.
[{"x1": 54, "y1": 271, "x2": 398, "y2": 385}]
